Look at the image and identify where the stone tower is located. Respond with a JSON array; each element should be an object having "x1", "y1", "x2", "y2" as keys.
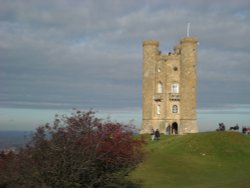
[{"x1": 140, "y1": 36, "x2": 198, "y2": 135}]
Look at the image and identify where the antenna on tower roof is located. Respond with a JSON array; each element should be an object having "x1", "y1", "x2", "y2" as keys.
[{"x1": 187, "y1": 22, "x2": 190, "y2": 37}]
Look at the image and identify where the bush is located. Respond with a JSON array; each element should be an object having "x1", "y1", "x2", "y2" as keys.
[{"x1": 0, "y1": 110, "x2": 145, "y2": 188}]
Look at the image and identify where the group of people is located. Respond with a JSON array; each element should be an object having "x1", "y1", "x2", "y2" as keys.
[
  {"x1": 150, "y1": 129, "x2": 160, "y2": 141},
  {"x1": 216, "y1": 123, "x2": 226, "y2": 131},
  {"x1": 217, "y1": 123, "x2": 240, "y2": 131},
  {"x1": 217, "y1": 123, "x2": 250, "y2": 135},
  {"x1": 242, "y1": 127, "x2": 250, "y2": 135}
]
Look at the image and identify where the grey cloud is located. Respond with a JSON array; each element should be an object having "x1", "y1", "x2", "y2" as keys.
[{"x1": 0, "y1": 0, "x2": 250, "y2": 111}]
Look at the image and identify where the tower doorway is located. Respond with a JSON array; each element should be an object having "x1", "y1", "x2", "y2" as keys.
[{"x1": 172, "y1": 122, "x2": 178, "y2": 134}]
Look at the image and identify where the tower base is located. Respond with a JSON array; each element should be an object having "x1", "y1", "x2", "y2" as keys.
[{"x1": 140, "y1": 119, "x2": 198, "y2": 135}]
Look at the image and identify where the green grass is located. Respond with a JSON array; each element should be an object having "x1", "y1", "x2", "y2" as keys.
[{"x1": 129, "y1": 131, "x2": 250, "y2": 188}]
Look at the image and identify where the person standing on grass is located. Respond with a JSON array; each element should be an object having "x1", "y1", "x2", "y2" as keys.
[
  {"x1": 166, "y1": 125, "x2": 170, "y2": 135},
  {"x1": 150, "y1": 128, "x2": 155, "y2": 141},
  {"x1": 155, "y1": 129, "x2": 160, "y2": 140}
]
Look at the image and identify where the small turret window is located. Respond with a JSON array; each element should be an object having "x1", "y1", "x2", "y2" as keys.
[
  {"x1": 171, "y1": 83, "x2": 179, "y2": 93},
  {"x1": 172, "y1": 105, "x2": 178, "y2": 113},
  {"x1": 157, "y1": 82, "x2": 163, "y2": 93},
  {"x1": 157, "y1": 104, "x2": 161, "y2": 115}
]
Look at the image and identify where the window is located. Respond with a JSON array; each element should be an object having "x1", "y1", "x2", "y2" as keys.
[
  {"x1": 172, "y1": 105, "x2": 178, "y2": 113},
  {"x1": 157, "y1": 104, "x2": 161, "y2": 115},
  {"x1": 157, "y1": 82, "x2": 163, "y2": 93},
  {"x1": 171, "y1": 83, "x2": 179, "y2": 93}
]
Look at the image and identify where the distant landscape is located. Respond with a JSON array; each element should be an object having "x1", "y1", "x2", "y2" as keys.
[{"x1": 0, "y1": 131, "x2": 32, "y2": 150}]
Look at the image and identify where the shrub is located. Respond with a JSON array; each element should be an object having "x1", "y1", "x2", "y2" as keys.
[{"x1": 0, "y1": 110, "x2": 145, "y2": 188}]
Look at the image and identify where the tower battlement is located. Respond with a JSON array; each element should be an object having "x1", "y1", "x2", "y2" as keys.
[
  {"x1": 143, "y1": 40, "x2": 159, "y2": 46},
  {"x1": 180, "y1": 37, "x2": 198, "y2": 44}
]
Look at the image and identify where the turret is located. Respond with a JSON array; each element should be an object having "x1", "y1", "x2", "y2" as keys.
[
  {"x1": 179, "y1": 37, "x2": 198, "y2": 133},
  {"x1": 141, "y1": 40, "x2": 159, "y2": 133}
]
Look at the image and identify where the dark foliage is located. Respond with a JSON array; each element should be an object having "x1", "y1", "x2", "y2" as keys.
[{"x1": 0, "y1": 110, "x2": 145, "y2": 188}]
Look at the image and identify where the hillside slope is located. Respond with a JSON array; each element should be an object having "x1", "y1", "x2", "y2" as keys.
[{"x1": 129, "y1": 131, "x2": 250, "y2": 188}]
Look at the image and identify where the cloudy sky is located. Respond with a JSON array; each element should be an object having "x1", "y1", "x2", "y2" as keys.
[{"x1": 0, "y1": 0, "x2": 250, "y2": 131}]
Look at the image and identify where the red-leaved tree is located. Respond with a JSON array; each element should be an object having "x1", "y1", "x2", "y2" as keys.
[{"x1": 0, "y1": 110, "x2": 145, "y2": 188}]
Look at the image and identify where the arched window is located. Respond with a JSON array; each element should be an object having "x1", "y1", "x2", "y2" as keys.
[
  {"x1": 157, "y1": 82, "x2": 163, "y2": 93},
  {"x1": 157, "y1": 104, "x2": 161, "y2": 115},
  {"x1": 171, "y1": 83, "x2": 179, "y2": 93},
  {"x1": 172, "y1": 105, "x2": 178, "y2": 113}
]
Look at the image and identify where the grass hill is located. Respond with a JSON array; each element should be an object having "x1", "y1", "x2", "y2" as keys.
[{"x1": 129, "y1": 131, "x2": 250, "y2": 188}]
